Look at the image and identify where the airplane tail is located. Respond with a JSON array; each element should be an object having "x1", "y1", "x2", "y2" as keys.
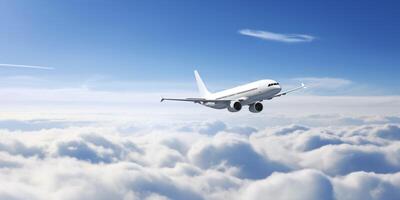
[{"x1": 194, "y1": 70, "x2": 211, "y2": 97}]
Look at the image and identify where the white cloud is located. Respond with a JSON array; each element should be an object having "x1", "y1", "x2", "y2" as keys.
[
  {"x1": 0, "y1": 116, "x2": 398, "y2": 199},
  {"x1": 188, "y1": 132, "x2": 289, "y2": 179},
  {"x1": 239, "y1": 29, "x2": 315, "y2": 43},
  {"x1": 0, "y1": 63, "x2": 53, "y2": 70},
  {"x1": 240, "y1": 169, "x2": 334, "y2": 200},
  {"x1": 0, "y1": 76, "x2": 398, "y2": 199},
  {"x1": 300, "y1": 144, "x2": 400, "y2": 175},
  {"x1": 293, "y1": 77, "x2": 353, "y2": 90},
  {"x1": 332, "y1": 171, "x2": 400, "y2": 200}
]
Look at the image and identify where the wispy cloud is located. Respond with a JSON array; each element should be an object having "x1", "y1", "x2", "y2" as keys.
[
  {"x1": 293, "y1": 77, "x2": 352, "y2": 90},
  {"x1": 239, "y1": 29, "x2": 315, "y2": 43},
  {"x1": 0, "y1": 63, "x2": 54, "y2": 70}
]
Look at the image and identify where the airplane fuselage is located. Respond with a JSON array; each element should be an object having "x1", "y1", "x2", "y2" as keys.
[{"x1": 202, "y1": 79, "x2": 281, "y2": 109}]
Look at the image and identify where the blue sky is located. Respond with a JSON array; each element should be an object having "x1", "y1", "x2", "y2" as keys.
[
  {"x1": 1, "y1": 3, "x2": 400, "y2": 199},
  {"x1": 0, "y1": 0, "x2": 399, "y2": 94}
]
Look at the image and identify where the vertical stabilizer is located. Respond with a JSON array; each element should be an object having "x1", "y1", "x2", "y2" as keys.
[{"x1": 194, "y1": 70, "x2": 211, "y2": 97}]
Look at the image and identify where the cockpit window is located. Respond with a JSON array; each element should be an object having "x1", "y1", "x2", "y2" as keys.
[{"x1": 268, "y1": 82, "x2": 279, "y2": 87}]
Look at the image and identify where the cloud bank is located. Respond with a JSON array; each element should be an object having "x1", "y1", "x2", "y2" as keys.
[
  {"x1": 0, "y1": 115, "x2": 399, "y2": 200},
  {"x1": 239, "y1": 29, "x2": 315, "y2": 43}
]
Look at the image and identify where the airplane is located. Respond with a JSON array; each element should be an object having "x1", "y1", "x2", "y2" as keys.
[{"x1": 161, "y1": 70, "x2": 305, "y2": 113}]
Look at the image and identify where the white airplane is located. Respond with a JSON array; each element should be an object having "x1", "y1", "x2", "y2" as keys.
[{"x1": 161, "y1": 70, "x2": 305, "y2": 113}]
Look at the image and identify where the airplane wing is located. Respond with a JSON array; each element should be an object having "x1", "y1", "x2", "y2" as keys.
[
  {"x1": 161, "y1": 97, "x2": 231, "y2": 103},
  {"x1": 274, "y1": 83, "x2": 306, "y2": 97}
]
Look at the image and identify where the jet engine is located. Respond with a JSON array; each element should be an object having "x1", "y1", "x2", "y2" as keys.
[
  {"x1": 228, "y1": 101, "x2": 242, "y2": 112},
  {"x1": 249, "y1": 102, "x2": 263, "y2": 113}
]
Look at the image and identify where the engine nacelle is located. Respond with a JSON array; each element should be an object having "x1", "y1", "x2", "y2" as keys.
[
  {"x1": 249, "y1": 102, "x2": 263, "y2": 113},
  {"x1": 228, "y1": 101, "x2": 242, "y2": 112}
]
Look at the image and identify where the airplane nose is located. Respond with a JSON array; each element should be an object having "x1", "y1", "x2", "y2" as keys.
[{"x1": 277, "y1": 85, "x2": 282, "y2": 93}]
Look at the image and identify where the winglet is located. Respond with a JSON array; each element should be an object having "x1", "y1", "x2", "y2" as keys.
[{"x1": 160, "y1": 97, "x2": 165, "y2": 102}]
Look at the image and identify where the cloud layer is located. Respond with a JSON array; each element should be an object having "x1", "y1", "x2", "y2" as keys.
[
  {"x1": 0, "y1": 115, "x2": 399, "y2": 200},
  {"x1": 239, "y1": 29, "x2": 315, "y2": 43}
]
